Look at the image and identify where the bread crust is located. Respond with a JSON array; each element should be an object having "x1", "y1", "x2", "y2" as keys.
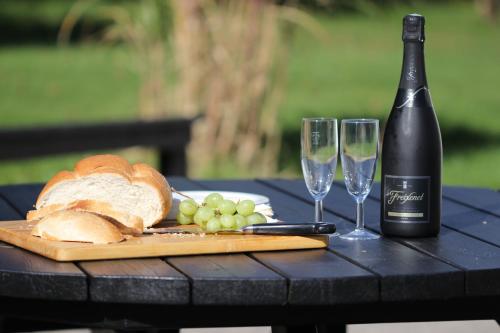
[
  {"x1": 133, "y1": 163, "x2": 172, "y2": 223},
  {"x1": 76, "y1": 154, "x2": 134, "y2": 175},
  {"x1": 37, "y1": 156, "x2": 138, "y2": 206},
  {"x1": 32, "y1": 210, "x2": 124, "y2": 244},
  {"x1": 32, "y1": 154, "x2": 172, "y2": 230},
  {"x1": 28, "y1": 200, "x2": 144, "y2": 235}
]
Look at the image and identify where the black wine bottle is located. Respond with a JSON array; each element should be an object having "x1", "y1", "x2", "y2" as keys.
[{"x1": 380, "y1": 14, "x2": 442, "y2": 237}]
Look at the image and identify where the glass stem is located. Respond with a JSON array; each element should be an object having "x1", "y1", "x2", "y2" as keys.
[
  {"x1": 356, "y1": 201, "x2": 364, "y2": 230},
  {"x1": 315, "y1": 199, "x2": 323, "y2": 223}
]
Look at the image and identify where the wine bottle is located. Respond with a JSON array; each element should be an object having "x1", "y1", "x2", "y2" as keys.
[{"x1": 380, "y1": 14, "x2": 442, "y2": 237}]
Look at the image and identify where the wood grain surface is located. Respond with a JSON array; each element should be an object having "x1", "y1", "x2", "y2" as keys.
[{"x1": 0, "y1": 220, "x2": 328, "y2": 261}]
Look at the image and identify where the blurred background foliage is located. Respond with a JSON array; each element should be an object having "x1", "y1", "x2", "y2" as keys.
[{"x1": 0, "y1": 0, "x2": 499, "y2": 187}]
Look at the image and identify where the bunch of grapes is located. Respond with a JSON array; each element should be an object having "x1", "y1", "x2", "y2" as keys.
[{"x1": 176, "y1": 193, "x2": 267, "y2": 233}]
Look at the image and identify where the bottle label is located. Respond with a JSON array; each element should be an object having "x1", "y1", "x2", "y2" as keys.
[{"x1": 384, "y1": 175, "x2": 430, "y2": 223}]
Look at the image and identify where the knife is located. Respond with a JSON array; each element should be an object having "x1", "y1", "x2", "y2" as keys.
[{"x1": 145, "y1": 222, "x2": 336, "y2": 236}]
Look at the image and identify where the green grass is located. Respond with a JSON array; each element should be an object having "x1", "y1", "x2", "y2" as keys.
[
  {"x1": 0, "y1": 46, "x2": 138, "y2": 126},
  {"x1": 0, "y1": 2, "x2": 499, "y2": 188},
  {"x1": 1, "y1": 0, "x2": 75, "y2": 26}
]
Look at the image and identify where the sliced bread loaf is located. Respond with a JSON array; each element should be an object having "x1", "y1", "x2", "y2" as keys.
[
  {"x1": 32, "y1": 210, "x2": 124, "y2": 244},
  {"x1": 27, "y1": 154, "x2": 172, "y2": 234}
]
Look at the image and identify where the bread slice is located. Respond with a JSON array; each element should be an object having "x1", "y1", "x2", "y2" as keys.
[
  {"x1": 27, "y1": 154, "x2": 172, "y2": 234},
  {"x1": 27, "y1": 200, "x2": 143, "y2": 235},
  {"x1": 32, "y1": 210, "x2": 124, "y2": 244}
]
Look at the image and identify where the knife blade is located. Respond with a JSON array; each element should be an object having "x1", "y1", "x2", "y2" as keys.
[{"x1": 144, "y1": 222, "x2": 336, "y2": 236}]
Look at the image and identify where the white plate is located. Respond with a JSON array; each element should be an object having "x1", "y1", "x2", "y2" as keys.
[
  {"x1": 173, "y1": 191, "x2": 269, "y2": 205},
  {"x1": 167, "y1": 191, "x2": 270, "y2": 220}
]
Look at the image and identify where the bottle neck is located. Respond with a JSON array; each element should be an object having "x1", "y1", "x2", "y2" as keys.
[{"x1": 398, "y1": 41, "x2": 427, "y2": 89}]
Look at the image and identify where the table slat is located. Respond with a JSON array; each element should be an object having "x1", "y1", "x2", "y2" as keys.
[
  {"x1": 201, "y1": 179, "x2": 463, "y2": 302},
  {"x1": 167, "y1": 254, "x2": 287, "y2": 305},
  {"x1": 0, "y1": 184, "x2": 43, "y2": 217},
  {"x1": 0, "y1": 197, "x2": 25, "y2": 221},
  {"x1": 441, "y1": 201, "x2": 500, "y2": 247},
  {"x1": 371, "y1": 183, "x2": 500, "y2": 248},
  {"x1": 444, "y1": 186, "x2": 500, "y2": 217},
  {"x1": 251, "y1": 249, "x2": 378, "y2": 305},
  {"x1": 0, "y1": 244, "x2": 87, "y2": 300},
  {"x1": 79, "y1": 258, "x2": 189, "y2": 304},
  {"x1": 371, "y1": 183, "x2": 500, "y2": 247}
]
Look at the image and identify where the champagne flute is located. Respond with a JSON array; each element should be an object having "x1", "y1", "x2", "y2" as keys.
[
  {"x1": 301, "y1": 118, "x2": 338, "y2": 223},
  {"x1": 339, "y1": 119, "x2": 380, "y2": 240}
]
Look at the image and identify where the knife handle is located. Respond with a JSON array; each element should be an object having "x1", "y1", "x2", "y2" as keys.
[{"x1": 242, "y1": 222, "x2": 336, "y2": 235}]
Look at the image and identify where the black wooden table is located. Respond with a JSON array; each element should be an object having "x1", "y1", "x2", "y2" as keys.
[{"x1": 0, "y1": 177, "x2": 499, "y2": 333}]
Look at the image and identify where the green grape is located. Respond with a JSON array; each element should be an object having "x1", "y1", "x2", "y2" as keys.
[
  {"x1": 247, "y1": 212, "x2": 267, "y2": 225},
  {"x1": 206, "y1": 217, "x2": 222, "y2": 233},
  {"x1": 234, "y1": 214, "x2": 248, "y2": 229},
  {"x1": 177, "y1": 212, "x2": 194, "y2": 225},
  {"x1": 220, "y1": 214, "x2": 236, "y2": 230},
  {"x1": 204, "y1": 193, "x2": 224, "y2": 208},
  {"x1": 194, "y1": 206, "x2": 215, "y2": 225},
  {"x1": 193, "y1": 212, "x2": 204, "y2": 225},
  {"x1": 179, "y1": 199, "x2": 198, "y2": 216},
  {"x1": 218, "y1": 199, "x2": 237, "y2": 215},
  {"x1": 236, "y1": 200, "x2": 256, "y2": 216}
]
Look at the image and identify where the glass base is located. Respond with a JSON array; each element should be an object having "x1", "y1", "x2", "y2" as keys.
[{"x1": 339, "y1": 228, "x2": 380, "y2": 240}]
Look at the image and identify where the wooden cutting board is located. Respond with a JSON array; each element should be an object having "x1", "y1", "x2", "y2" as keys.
[{"x1": 0, "y1": 220, "x2": 328, "y2": 262}]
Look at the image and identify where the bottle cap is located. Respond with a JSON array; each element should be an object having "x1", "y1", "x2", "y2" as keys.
[{"x1": 403, "y1": 14, "x2": 425, "y2": 42}]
